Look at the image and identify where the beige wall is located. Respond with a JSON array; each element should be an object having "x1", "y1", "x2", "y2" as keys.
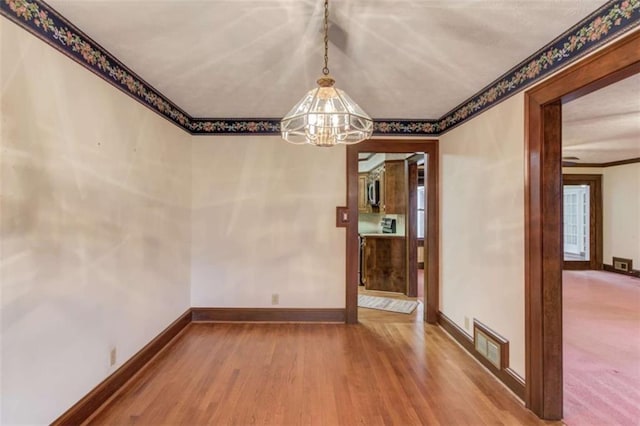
[
  {"x1": 439, "y1": 93, "x2": 526, "y2": 377},
  {"x1": 564, "y1": 163, "x2": 640, "y2": 267},
  {"x1": 1, "y1": 21, "x2": 191, "y2": 424},
  {"x1": 604, "y1": 163, "x2": 640, "y2": 266},
  {"x1": 191, "y1": 137, "x2": 346, "y2": 308}
]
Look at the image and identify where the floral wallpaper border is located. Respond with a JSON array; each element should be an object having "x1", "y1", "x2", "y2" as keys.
[
  {"x1": 434, "y1": 0, "x2": 640, "y2": 134},
  {"x1": 1, "y1": 0, "x2": 639, "y2": 136}
]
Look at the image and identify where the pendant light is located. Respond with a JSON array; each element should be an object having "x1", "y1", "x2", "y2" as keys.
[{"x1": 281, "y1": 0, "x2": 373, "y2": 147}]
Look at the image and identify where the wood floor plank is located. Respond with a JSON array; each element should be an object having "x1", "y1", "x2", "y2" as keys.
[{"x1": 88, "y1": 305, "x2": 554, "y2": 425}]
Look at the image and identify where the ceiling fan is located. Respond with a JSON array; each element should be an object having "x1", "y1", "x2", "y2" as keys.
[{"x1": 562, "y1": 156, "x2": 580, "y2": 166}]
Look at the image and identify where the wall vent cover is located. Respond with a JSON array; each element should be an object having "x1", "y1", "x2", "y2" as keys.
[
  {"x1": 473, "y1": 320, "x2": 508, "y2": 370},
  {"x1": 613, "y1": 257, "x2": 632, "y2": 272}
]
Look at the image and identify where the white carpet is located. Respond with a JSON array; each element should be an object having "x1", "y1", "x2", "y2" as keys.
[{"x1": 358, "y1": 294, "x2": 418, "y2": 314}]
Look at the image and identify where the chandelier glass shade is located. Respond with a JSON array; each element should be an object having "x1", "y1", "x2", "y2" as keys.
[
  {"x1": 281, "y1": 0, "x2": 373, "y2": 147},
  {"x1": 281, "y1": 77, "x2": 373, "y2": 147}
]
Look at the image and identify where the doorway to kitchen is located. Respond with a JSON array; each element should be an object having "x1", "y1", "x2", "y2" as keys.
[
  {"x1": 357, "y1": 152, "x2": 421, "y2": 318},
  {"x1": 358, "y1": 153, "x2": 414, "y2": 292},
  {"x1": 345, "y1": 139, "x2": 439, "y2": 324}
]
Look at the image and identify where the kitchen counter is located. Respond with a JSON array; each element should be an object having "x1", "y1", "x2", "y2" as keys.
[{"x1": 360, "y1": 234, "x2": 406, "y2": 293}]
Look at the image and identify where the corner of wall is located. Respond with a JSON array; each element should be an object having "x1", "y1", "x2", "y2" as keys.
[{"x1": 1, "y1": 21, "x2": 193, "y2": 424}]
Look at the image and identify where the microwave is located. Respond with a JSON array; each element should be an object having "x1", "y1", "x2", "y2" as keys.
[{"x1": 368, "y1": 180, "x2": 380, "y2": 206}]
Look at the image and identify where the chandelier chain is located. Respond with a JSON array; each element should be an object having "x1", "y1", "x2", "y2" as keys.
[
  {"x1": 280, "y1": 0, "x2": 372, "y2": 146},
  {"x1": 323, "y1": 0, "x2": 330, "y2": 75}
]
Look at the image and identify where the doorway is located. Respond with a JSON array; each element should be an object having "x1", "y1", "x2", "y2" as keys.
[
  {"x1": 357, "y1": 152, "x2": 418, "y2": 297},
  {"x1": 346, "y1": 140, "x2": 439, "y2": 324},
  {"x1": 560, "y1": 70, "x2": 640, "y2": 424},
  {"x1": 524, "y1": 30, "x2": 640, "y2": 419}
]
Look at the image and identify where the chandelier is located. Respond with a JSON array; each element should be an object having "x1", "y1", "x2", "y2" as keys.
[{"x1": 280, "y1": 0, "x2": 373, "y2": 147}]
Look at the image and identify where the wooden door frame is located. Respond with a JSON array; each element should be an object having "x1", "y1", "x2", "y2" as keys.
[
  {"x1": 406, "y1": 157, "x2": 420, "y2": 297},
  {"x1": 524, "y1": 30, "x2": 640, "y2": 420},
  {"x1": 562, "y1": 174, "x2": 603, "y2": 271},
  {"x1": 346, "y1": 139, "x2": 439, "y2": 324}
]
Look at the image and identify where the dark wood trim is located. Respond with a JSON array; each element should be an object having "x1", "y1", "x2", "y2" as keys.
[
  {"x1": 562, "y1": 174, "x2": 603, "y2": 271},
  {"x1": 425, "y1": 145, "x2": 439, "y2": 324},
  {"x1": 599, "y1": 157, "x2": 640, "y2": 167},
  {"x1": 603, "y1": 264, "x2": 640, "y2": 278},
  {"x1": 191, "y1": 308, "x2": 346, "y2": 323},
  {"x1": 52, "y1": 309, "x2": 192, "y2": 425},
  {"x1": 506, "y1": 368, "x2": 527, "y2": 394},
  {"x1": 563, "y1": 157, "x2": 640, "y2": 168},
  {"x1": 562, "y1": 260, "x2": 590, "y2": 270},
  {"x1": 525, "y1": 30, "x2": 640, "y2": 420},
  {"x1": 347, "y1": 145, "x2": 360, "y2": 324},
  {"x1": 438, "y1": 312, "x2": 525, "y2": 400},
  {"x1": 347, "y1": 139, "x2": 439, "y2": 324},
  {"x1": 407, "y1": 161, "x2": 419, "y2": 297}
]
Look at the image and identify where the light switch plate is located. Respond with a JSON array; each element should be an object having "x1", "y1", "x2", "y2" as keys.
[{"x1": 336, "y1": 206, "x2": 348, "y2": 227}]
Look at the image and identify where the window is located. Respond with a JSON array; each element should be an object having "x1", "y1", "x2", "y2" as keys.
[{"x1": 563, "y1": 185, "x2": 590, "y2": 261}]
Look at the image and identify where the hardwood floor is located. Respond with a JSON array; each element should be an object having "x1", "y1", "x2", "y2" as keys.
[{"x1": 88, "y1": 309, "x2": 552, "y2": 425}]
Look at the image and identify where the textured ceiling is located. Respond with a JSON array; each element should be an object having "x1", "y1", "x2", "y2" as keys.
[
  {"x1": 46, "y1": 0, "x2": 606, "y2": 119},
  {"x1": 563, "y1": 73, "x2": 640, "y2": 164}
]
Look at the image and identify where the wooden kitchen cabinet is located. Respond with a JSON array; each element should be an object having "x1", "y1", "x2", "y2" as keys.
[
  {"x1": 358, "y1": 173, "x2": 370, "y2": 213},
  {"x1": 383, "y1": 160, "x2": 406, "y2": 214},
  {"x1": 362, "y1": 236, "x2": 406, "y2": 294}
]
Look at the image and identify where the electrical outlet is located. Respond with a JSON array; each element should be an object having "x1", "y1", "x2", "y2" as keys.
[
  {"x1": 464, "y1": 316, "x2": 470, "y2": 330},
  {"x1": 109, "y1": 347, "x2": 117, "y2": 367},
  {"x1": 271, "y1": 293, "x2": 279, "y2": 305}
]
